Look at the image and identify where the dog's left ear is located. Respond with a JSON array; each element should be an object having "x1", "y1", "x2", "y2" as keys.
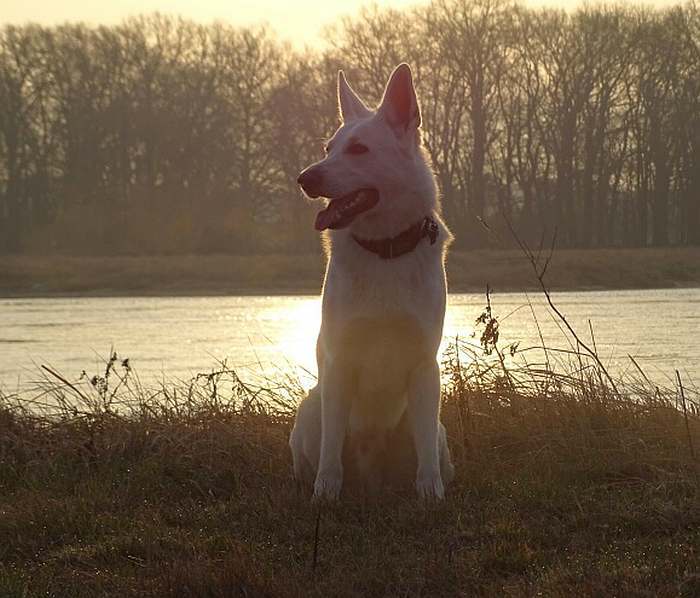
[{"x1": 378, "y1": 63, "x2": 421, "y2": 135}]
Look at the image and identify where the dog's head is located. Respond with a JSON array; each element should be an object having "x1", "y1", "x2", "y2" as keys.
[{"x1": 297, "y1": 64, "x2": 436, "y2": 236}]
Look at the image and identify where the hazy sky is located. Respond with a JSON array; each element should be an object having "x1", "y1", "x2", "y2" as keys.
[{"x1": 2, "y1": 0, "x2": 680, "y2": 47}]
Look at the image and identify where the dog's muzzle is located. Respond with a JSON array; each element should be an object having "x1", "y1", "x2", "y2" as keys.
[{"x1": 297, "y1": 167, "x2": 324, "y2": 199}]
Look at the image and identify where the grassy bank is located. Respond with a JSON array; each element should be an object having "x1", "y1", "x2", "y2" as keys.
[
  {"x1": 1, "y1": 246, "x2": 700, "y2": 297},
  {"x1": 1, "y1": 336, "x2": 699, "y2": 597}
]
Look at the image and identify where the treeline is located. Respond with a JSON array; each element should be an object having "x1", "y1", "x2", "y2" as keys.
[{"x1": 0, "y1": 1, "x2": 698, "y2": 254}]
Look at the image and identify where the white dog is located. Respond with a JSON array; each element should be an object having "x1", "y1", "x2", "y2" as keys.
[{"x1": 291, "y1": 63, "x2": 453, "y2": 500}]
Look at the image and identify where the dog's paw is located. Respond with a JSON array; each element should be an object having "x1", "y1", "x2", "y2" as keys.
[
  {"x1": 313, "y1": 470, "x2": 343, "y2": 501},
  {"x1": 416, "y1": 472, "x2": 445, "y2": 500}
]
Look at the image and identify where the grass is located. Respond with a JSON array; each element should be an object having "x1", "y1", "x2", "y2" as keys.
[
  {"x1": 1, "y1": 293, "x2": 699, "y2": 597},
  {"x1": 1, "y1": 246, "x2": 700, "y2": 296}
]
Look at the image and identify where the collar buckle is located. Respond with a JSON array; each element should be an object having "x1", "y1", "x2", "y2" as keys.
[{"x1": 423, "y1": 217, "x2": 439, "y2": 245}]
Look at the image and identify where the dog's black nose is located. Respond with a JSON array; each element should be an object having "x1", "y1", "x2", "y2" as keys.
[{"x1": 297, "y1": 167, "x2": 323, "y2": 198}]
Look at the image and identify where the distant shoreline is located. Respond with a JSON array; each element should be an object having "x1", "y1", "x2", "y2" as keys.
[
  {"x1": 1, "y1": 247, "x2": 699, "y2": 298},
  {"x1": 2, "y1": 283, "x2": 700, "y2": 300}
]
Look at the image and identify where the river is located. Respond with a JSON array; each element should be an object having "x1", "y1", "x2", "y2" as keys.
[{"x1": 1, "y1": 288, "x2": 698, "y2": 393}]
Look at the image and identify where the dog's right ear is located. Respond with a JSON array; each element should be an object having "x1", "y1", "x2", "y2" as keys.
[
  {"x1": 378, "y1": 63, "x2": 421, "y2": 136},
  {"x1": 338, "y1": 71, "x2": 371, "y2": 122}
]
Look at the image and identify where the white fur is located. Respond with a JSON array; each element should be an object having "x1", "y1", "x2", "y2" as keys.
[{"x1": 289, "y1": 64, "x2": 453, "y2": 500}]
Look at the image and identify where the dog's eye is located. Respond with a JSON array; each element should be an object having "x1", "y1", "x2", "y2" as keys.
[
  {"x1": 323, "y1": 144, "x2": 330, "y2": 154},
  {"x1": 346, "y1": 143, "x2": 369, "y2": 155}
]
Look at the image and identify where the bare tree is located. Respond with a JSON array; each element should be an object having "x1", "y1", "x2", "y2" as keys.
[
  {"x1": 0, "y1": 3, "x2": 697, "y2": 255},
  {"x1": 431, "y1": 0, "x2": 514, "y2": 244}
]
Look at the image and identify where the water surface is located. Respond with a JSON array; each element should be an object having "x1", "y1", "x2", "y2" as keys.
[{"x1": 1, "y1": 289, "x2": 698, "y2": 392}]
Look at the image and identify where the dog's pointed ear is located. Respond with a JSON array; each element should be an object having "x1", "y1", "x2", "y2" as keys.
[
  {"x1": 378, "y1": 63, "x2": 421, "y2": 135},
  {"x1": 338, "y1": 70, "x2": 370, "y2": 122}
]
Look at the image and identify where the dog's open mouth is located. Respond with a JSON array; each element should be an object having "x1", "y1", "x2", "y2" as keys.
[{"x1": 314, "y1": 189, "x2": 380, "y2": 231}]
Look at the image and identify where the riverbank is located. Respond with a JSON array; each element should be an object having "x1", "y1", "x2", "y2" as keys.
[
  {"x1": 1, "y1": 247, "x2": 699, "y2": 297},
  {"x1": 1, "y1": 346, "x2": 698, "y2": 597}
]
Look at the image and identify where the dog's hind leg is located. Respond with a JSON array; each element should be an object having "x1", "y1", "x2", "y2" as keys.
[
  {"x1": 289, "y1": 415, "x2": 309, "y2": 485},
  {"x1": 438, "y1": 421, "x2": 455, "y2": 486},
  {"x1": 289, "y1": 386, "x2": 322, "y2": 488},
  {"x1": 407, "y1": 360, "x2": 444, "y2": 500},
  {"x1": 290, "y1": 445, "x2": 315, "y2": 488}
]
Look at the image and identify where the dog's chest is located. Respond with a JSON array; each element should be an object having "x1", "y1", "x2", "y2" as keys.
[
  {"x1": 338, "y1": 314, "x2": 428, "y2": 429},
  {"x1": 322, "y1": 244, "x2": 446, "y2": 340},
  {"x1": 338, "y1": 312, "x2": 429, "y2": 372},
  {"x1": 321, "y1": 247, "x2": 446, "y2": 395}
]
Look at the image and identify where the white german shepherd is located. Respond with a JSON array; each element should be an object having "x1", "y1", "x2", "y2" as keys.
[{"x1": 290, "y1": 63, "x2": 453, "y2": 500}]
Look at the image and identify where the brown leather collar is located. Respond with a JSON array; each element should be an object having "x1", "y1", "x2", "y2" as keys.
[{"x1": 352, "y1": 216, "x2": 439, "y2": 259}]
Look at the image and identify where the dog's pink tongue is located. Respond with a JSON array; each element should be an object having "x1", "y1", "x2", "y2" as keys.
[{"x1": 315, "y1": 203, "x2": 339, "y2": 231}]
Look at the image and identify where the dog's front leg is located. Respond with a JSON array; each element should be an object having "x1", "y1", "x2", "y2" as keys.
[
  {"x1": 313, "y1": 361, "x2": 351, "y2": 500},
  {"x1": 407, "y1": 360, "x2": 444, "y2": 500}
]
